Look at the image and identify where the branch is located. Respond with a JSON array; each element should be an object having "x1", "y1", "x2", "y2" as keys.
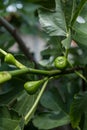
[
  {"x1": 9, "y1": 66, "x2": 84, "y2": 77},
  {"x1": 0, "y1": 16, "x2": 37, "y2": 66},
  {"x1": 0, "y1": 66, "x2": 84, "y2": 84}
]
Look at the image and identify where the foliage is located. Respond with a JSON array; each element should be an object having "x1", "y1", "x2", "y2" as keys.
[{"x1": 0, "y1": 0, "x2": 87, "y2": 130}]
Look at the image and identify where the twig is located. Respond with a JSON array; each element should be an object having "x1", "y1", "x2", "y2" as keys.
[{"x1": 0, "y1": 16, "x2": 37, "y2": 66}]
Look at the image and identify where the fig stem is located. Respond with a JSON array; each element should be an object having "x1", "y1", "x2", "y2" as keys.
[{"x1": 24, "y1": 79, "x2": 49, "y2": 123}]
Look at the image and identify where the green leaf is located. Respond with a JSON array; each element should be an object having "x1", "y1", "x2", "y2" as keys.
[
  {"x1": 73, "y1": 23, "x2": 87, "y2": 48},
  {"x1": 38, "y1": 0, "x2": 67, "y2": 36},
  {"x1": 73, "y1": 30, "x2": 87, "y2": 47},
  {"x1": 70, "y1": 91, "x2": 87, "y2": 129},
  {"x1": 40, "y1": 87, "x2": 65, "y2": 111},
  {"x1": 33, "y1": 110, "x2": 70, "y2": 129},
  {"x1": 72, "y1": 3, "x2": 87, "y2": 47},
  {"x1": 12, "y1": 90, "x2": 38, "y2": 119},
  {"x1": 71, "y1": 0, "x2": 87, "y2": 26},
  {"x1": 0, "y1": 78, "x2": 25, "y2": 105},
  {"x1": 0, "y1": 106, "x2": 24, "y2": 130},
  {"x1": 62, "y1": 30, "x2": 71, "y2": 49},
  {"x1": 41, "y1": 36, "x2": 62, "y2": 61},
  {"x1": 12, "y1": 91, "x2": 37, "y2": 122},
  {"x1": 33, "y1": 87, "x2": 70, "y2": 129}
]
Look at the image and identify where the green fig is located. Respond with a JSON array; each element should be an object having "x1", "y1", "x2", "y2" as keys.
[
  {"x1": 4, "y1": 53, "x2": 16, "y2": 65},
  {"x1": 24, "y1": 79, "x2": 46, "y2": 95},
  {"x1": 0, "y1": 72, "x2": 12, "y2": 83},
  {"x1": 54, "y1": 56, "x2": 68, "y2": 70}
]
